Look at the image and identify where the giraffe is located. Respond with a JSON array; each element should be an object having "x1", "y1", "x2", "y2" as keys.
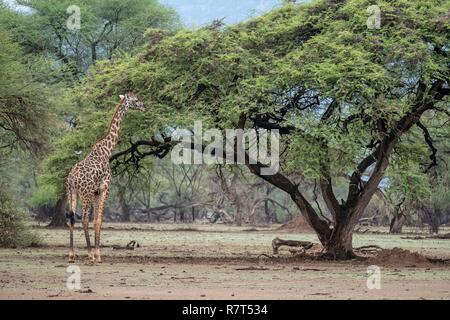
[{"x1": 66, "y1": 92, "x2": 145, "y2": 263}]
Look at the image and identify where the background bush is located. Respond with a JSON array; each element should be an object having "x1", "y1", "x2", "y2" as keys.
[{"x1": 0, "y1": 188, "x2": 41, "y2": 248}]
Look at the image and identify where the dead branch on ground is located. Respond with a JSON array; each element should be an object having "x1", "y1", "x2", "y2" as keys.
[
  {"x1": 112, "y1": 240, "x2": 140, "y2": 250},
  {"x1": 272, "y1": 237, "x2": 315, "y2": 254}
]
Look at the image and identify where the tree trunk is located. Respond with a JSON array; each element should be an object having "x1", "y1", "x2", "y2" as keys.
[
  {"x1": 179, "y1": 208, "x2": 185, "y2": 222},
  {"x1": 429, "y1": 208, "x2": 441, "y2": 234},
  {"x1": 121, "y1": 205, "x2": 131, "y2": 222},
  {"x1": 91, "y1": 43, "x2": 97, "y2": 64},
  {"x1": 48, "y1": 195, "x2": 68, "y2": 227},
  {"x1": 323, "y1": 220, "x2": 356, "y2": 259},
  {"x1": 119, "y1": 194, "x2": 131, "y2": 222},
  {"x1": 264, "y1": 199, "x2": 272, "y2": 223},
  {"x1": 308, "y1": 206, "x2": 362, "y2": 259},
  {"x1": 272, "y1": 210, "x2": 280, "y2": 224},
  {"x1": 390, "y1": 213, "x2": 406, "y2": 234},
  {"x1": 235, "y1": 200, "x2": 242, "y2": 226}
]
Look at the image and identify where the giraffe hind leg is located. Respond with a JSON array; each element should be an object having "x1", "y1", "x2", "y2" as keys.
[{"x1": 68, "y1": 218, "x2": 75, "y2": 263}]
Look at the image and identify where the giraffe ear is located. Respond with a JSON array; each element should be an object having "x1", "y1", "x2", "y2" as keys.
[{"x1": 119, "y1": 95, "x2": 125, "y2": 100}]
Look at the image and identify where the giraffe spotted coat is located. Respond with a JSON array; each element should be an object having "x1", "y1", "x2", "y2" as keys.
[{"x1": 66, "y1": 93, "x2": 145, "y2": 263}]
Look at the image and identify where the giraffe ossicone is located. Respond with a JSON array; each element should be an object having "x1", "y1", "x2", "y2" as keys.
[{"x1": 65, "y1": 93, "x2": 145, "y2": 263}]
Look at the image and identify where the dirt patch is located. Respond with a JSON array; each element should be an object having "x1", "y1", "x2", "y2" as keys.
[
  {"x1": 2, "y1": 223, "x2": 450, "y2": 300},
  {"x1": 367, "y1": 247, "x2": 433, "y2": 268},
  {"x1": 277, "y1": 216, "x2": 314, "y2": 233}
]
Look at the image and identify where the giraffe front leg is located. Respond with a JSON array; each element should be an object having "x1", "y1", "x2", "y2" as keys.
[
  {"x1": 93, "y1": 219, "x2": 102, "y2": 263},
  {"x1": 82, "y1": 203, "x2": 94, "y2": 263},
  {"x1": 93, "y1": 190, "x2": 108, "y2": 263}
]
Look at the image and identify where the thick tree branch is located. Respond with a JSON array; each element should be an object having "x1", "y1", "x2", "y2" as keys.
[
  {"x1": 416, "y1": 121, "x2": 438, "y2": 172},
  {"x1": 235, "y1": 113, "x2": 332, "y2": 241},
  {"x1": 348, "y1": 79, "x2": 448, "y2": 215},
  {"x1": 109, "y1": 138, "x2": 173, "y2": 174}
]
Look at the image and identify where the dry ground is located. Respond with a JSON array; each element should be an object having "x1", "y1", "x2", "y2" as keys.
[{"x1": 0, "y1": 223, "x2": 449, "y2": 300}]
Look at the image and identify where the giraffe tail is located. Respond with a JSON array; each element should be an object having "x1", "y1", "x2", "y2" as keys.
[{"x1": 66, "y1": 186, "x2": 78, "y2": 226}]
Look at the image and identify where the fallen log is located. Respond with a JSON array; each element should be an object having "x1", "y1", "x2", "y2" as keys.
[
  {"x1": 435, "y1": 233, "x2": 450, "y2": 239},
  {"x1": 355, "y1": 245, "x2": 383, "y2": 254},
  {"x1": 112, "y1": 240, "x2": 140, "y2": 250},
  {"x1": 401, "y1": 233, "x2": 450, "y2": 240},
  {"x1": 272, "y1": 237, "x2": 315, "y2": 254}
]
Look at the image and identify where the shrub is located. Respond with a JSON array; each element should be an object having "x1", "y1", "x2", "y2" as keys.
[{"x1": 0, "y1": 191, "x2": 41, "y2": 248}]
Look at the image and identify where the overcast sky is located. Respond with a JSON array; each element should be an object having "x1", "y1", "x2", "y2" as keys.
[
  {"x1": 3, "y1": 0, "x2": 293, "y2": 26},
  {"x1": 161, "y1": 0, "x2": 282, "y2": 26}
]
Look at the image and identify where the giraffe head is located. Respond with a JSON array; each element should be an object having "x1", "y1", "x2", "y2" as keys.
[{"x1": 119, "y1": 92, "x2": 145, "y2": 111}]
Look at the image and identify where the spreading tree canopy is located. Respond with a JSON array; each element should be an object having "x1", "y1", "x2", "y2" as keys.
[
  {"x1": 47, "y1": 0, "x2": 449, "y2": 258},
  {"x1": 1, "y1": 0, "x2": 180, "y2": 77},
  {"x1": 0, "y1": 27, "x2": 54, "y2": 153}
]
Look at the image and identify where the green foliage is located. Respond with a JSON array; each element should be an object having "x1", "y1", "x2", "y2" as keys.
[
  {"x1": 0, "y1": 20, "x2": 67, "y2": 209},
  {"x1": 386, "y1": 113, "x2": 450, "y2": 222},
  {"x1": 61, "y1": 0, "x2": 448, "y2": 195},
  {"x1": 27, "y1": 182, "x2": 58, "y2": 208},
  {"x1": 29, "y1": 128, "x2": 84, "y2": 205},
  {"x1": 431, "y1": 172, "x2": 450, "y2": 212},
  {"x1": 0, "y1": 184, "x2": 41, "y2": 248},
  {"x1": 1, "y1": 0, "x2": 180, "y2": 77},
  {"x1": 0, "y1": 28, "x2": 57, "y2": 152}
]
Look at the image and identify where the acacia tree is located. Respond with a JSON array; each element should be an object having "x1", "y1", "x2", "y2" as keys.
[
  {"x1": 0, "y1": 30, "x2": 54, "y2": 152},
  {"x1": 1, "y1": 0, "x2": 179, "y2": 77},
  {"x1": 0, "y1": 20, "x2": 56, "y2": 244},
  {"x1": 55, "y1": 0, "x2": 448, "y2": 258}
]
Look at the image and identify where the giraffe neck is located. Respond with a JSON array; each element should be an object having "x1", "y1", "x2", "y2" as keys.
[{"x1": 93, "y1": 101, "x2": 128, "y2": 159}]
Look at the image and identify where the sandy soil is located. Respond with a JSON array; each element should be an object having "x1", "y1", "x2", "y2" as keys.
[{"x1": 0, "y1": 223, "x2": 449, "y2": 300}]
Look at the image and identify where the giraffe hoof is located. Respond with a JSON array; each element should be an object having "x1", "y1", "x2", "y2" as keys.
[{"x1": 94, "y1": 249, "x2": 102, "y2": 263}]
